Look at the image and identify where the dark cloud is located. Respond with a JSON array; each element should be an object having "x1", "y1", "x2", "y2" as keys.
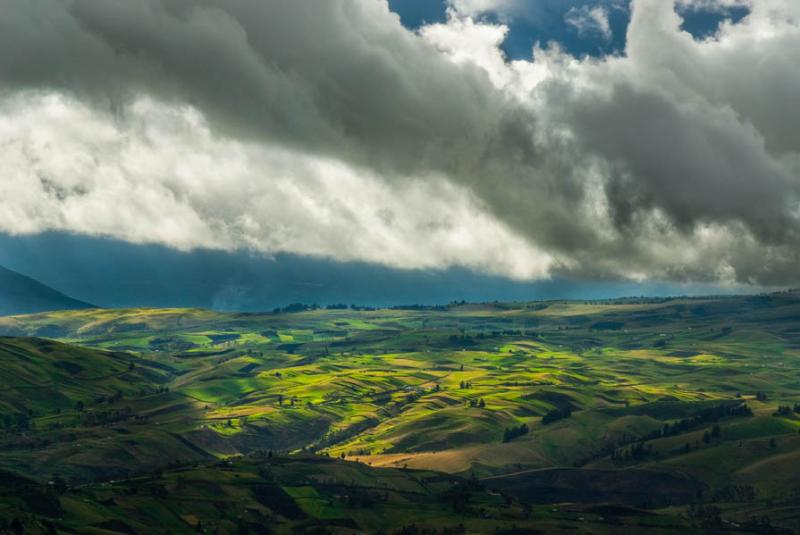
[
  {"x1": 564, "y1": 82, "x2": 796, "y2": 238},
  {"x1": 0, "y1": 0, "x2": 525, "y2": 177}
]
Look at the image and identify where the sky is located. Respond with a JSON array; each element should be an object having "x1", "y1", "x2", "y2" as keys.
[{"x1": 0, "y1": 0, "x2": 798, "y2": 308}]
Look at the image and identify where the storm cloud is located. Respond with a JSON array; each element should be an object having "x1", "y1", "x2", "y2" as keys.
[{"x1": 0, "y1": 0, "x2": 799, "y2": 285}]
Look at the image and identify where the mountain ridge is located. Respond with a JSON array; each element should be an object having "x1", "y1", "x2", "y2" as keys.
[{"x1": 0, "y1": 264, "x2": 95, "y2": 316}]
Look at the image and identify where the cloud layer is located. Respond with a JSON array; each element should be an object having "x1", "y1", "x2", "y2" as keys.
[{"x1": 0, "y1": 0, "x2": 799, "y2": 285}]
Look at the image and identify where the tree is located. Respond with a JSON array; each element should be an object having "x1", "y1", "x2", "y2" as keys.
[
  {"x1": 711, "y1": 425, "x2": 721, "y2": 439},
  {"x1": 774, "y1": 405, "x2": 792, "y2": 416},
  {"x1": 502, "y1": 424, "x2": 529, "y2": 443},
  {"x1": 541, "y1": 407, "x2": 571, "y2": 425}
]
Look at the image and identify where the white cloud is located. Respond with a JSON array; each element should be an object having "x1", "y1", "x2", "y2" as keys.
[
  {"x1": 447, "y1": 0, "x2": 520, "y2": 19},
  {"x1": 420, "y1": 13, "x2": 551, "y2": 92},
  {"x1": 565, "y1": 6, "x2": 614, "y2": 41},
  {"x1": 0, "y1": 92, "x2": 554, "y2": 280},
  {"x1": 675, "y1": 0, "x2": 749, "y2": 11}
]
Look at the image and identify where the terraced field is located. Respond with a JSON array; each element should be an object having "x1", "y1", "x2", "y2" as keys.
[{"x1": 1, "y1": 292, "x2": 800, "y2": 532}]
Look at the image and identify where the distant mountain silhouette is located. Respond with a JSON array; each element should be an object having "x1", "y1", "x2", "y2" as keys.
[{"x1": 0, "y1": 265, "x2": 95, "y2": 316}]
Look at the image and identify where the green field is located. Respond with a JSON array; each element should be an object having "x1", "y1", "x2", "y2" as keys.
[{"x1": 1, "y1": 293, "x2": 800, "y2": 532}]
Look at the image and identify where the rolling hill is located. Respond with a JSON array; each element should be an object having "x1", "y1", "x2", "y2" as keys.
[
  {"x1": 0, "y1": 265, "x2": 95, "y2": 316},
  {"x1": 1, "y1": 294, "x2": 800, "y2": 531}
]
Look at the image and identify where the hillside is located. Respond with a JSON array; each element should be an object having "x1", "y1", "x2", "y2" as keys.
[
  {"x1": 0, "y1": 337, "x2": 171, "y2": 417},
  {"x1": 0, "y1": 265, "x2": 95, "y2": 316},
  {"x1": 0, "y1": 294, "x2": 799, "y2": 531}
]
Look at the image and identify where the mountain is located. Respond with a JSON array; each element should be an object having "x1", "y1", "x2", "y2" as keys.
[{"x1": 0, "y1": 264, "x2": 95, "y2": 315}]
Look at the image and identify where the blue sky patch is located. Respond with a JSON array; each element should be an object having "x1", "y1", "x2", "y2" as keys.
[
  {"x1": 498, "y1": 1, "x2": 629, "y2": 60},
  {"x1": 389, "y1": 1, "x2": 750, "y2": 60},
  {"x1": 678, "y1": 3, "x2": 750, "y2": 40},
  {"x1": 389, "y1": 0, "x2": 629, "y2": 60},
  {"x1": 388, "y1": 0, "x2": 448, "y2": 28}
]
